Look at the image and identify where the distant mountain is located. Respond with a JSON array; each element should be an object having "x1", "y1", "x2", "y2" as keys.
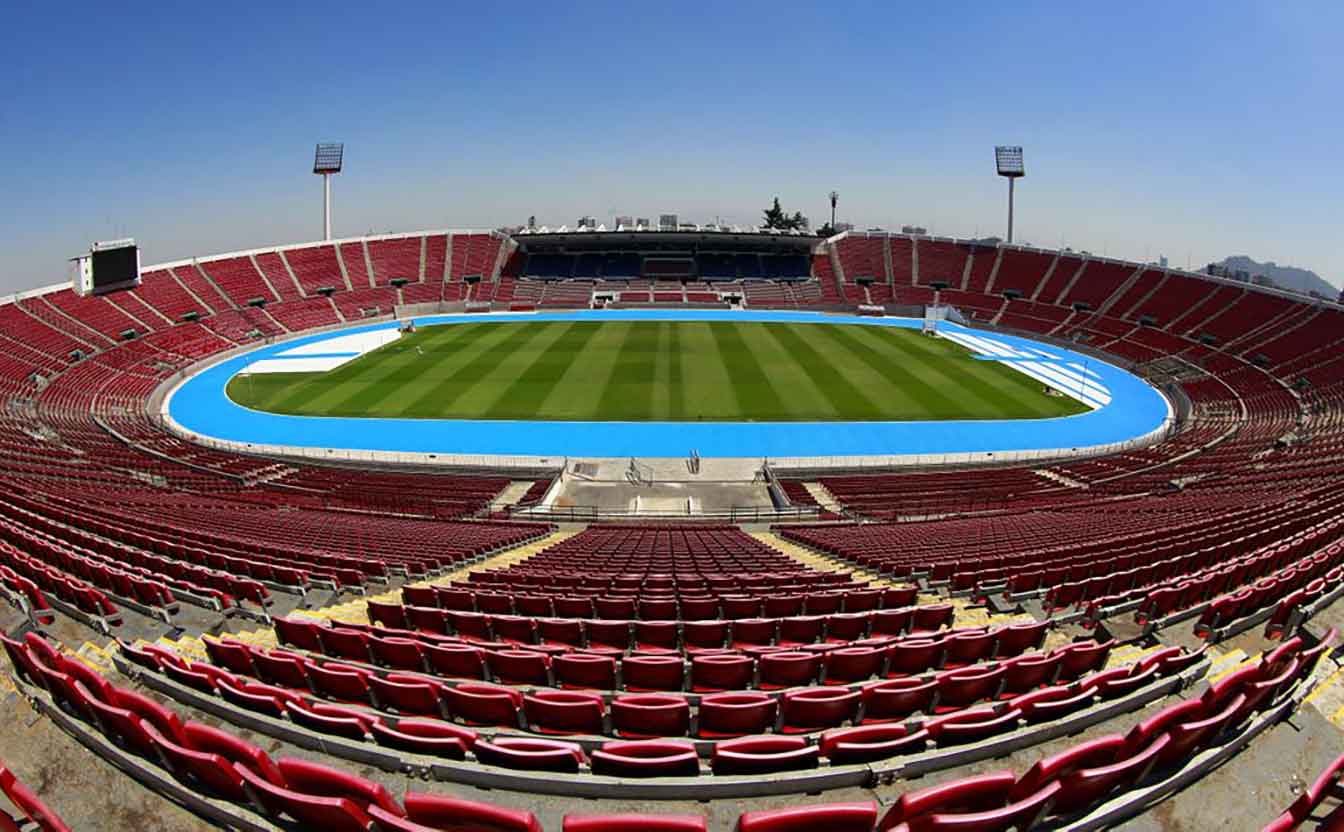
[{"x1": 1213, "y1": 256, "x2": 1338, "y2": 299}]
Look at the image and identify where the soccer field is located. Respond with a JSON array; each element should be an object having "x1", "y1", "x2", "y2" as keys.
[{"x1": 226, "y1": 321, "x2": 1088, "y2": 422}]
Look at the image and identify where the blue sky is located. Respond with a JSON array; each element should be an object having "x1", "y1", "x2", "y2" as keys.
[{"x1": 1, "y1": 1, "x2": 1341, "y2": 294}]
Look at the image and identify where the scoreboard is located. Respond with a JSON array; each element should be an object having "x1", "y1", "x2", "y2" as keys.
[{"x1": 73, "y1": 239, "x2": 141, "y2": 296}]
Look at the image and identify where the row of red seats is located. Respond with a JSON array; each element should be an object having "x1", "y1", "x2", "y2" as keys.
[
  {"x1": 1132, "y1": 526, "x2": 1343, "y2": 630},
  {"x1": 2, "y1": 511, "x2": 261, "y2": 614},
  {"x1": 275, "y1": 615, "x2": 1016, "y2": 692},
  {"x1": 426, "y1": 583, "x2": 886, "y2": 620},
  {"x1": 0, "y1": 542, "x2": 119, "y2": 625},
  {"x1": 7, "y1": 618, "x2": 1325, "y2": 832},
  {"x1": 363, "y1": 601, "x2": 957, "y2": 656},
  {"x1": 1054, "y1": 515, "x2": 1338, "y2": 625},
  {"x1": 0, "y1": 560, "x2": 54, "y2": 625},
  {"x1": 193, "y1": 632, "x2": 1127, "y2": 740},
  {"x1": 5, "y1": 630, "x2": 554, "y2": 832},
  {"x1": 119, "y1": 632, "x2": 1202, "y2": 780},
  {"x1": 266, "y1": 615, "x2": 1049, "y2": 688},
  {"x1": 2, "y1": 487, "x2": 551, "y2": 594},
  {"x1": 466, "y1": 567, "x2": 856, "y2": 591},
  {"x1": 1197, "y1": 544, "x2": 1343, "y2": 639},
  {"x1": 744, "y1": 632, "x2": 1329, "y2": 832}
]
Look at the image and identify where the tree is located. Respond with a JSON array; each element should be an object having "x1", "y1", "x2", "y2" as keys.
[{"x1": 761, "y1": 197, "x2": 806, "y2": 231}]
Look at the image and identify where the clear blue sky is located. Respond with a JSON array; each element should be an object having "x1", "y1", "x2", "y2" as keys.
[{"x1": 2, "y1": 1, "x2": 1340, "y2": 294}]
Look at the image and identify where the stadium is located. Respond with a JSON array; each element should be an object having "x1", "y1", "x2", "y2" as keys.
[
  {"x1": 3, "y1": 214, "x2": 1344, "y2": 832},
  {"x1": 5, "y1": 5, "x2": 1344, "y2": 828}
]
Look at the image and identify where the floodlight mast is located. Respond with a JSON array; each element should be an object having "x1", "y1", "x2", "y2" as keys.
[
  {"x1": 994, "y1": 146, "x2": 1025, "y2": 243},
  {"x1": 313, "y1": 143, "x2": 344, "y2": 241}
]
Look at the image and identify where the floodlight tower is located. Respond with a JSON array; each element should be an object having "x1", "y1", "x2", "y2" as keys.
[
  {"x1": 994, "y1": 146, "x2": 1025, "y2": 243},
  {"x1": 313, "y1": 143, "x2": 344, "y2": 241},
  {"x1": 829, "y1": 191, "x2": 839, "y2": 231}
]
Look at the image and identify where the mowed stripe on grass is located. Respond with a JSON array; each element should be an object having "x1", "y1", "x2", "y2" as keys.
[{"x1": 226, "y1": 321, "x2": 1089, "y2": 422}]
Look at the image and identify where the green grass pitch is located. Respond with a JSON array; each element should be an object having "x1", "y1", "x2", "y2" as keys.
[{"x1": 226, "y1": 321, "x2": 1088, "y2": 422}]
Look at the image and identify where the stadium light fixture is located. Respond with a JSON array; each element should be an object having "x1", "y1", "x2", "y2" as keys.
[
  {"x1": 313, "y1": 143, "x2": 344, "y2": 241},
  {"x1": 829, "y1": 191, "x2": 839, "y2": 231},
  {"x1": 994, "y1": 146, "x2": 1024, "y2": 243}
]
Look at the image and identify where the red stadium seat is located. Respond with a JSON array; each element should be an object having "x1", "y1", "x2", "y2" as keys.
[
  {"x1": 910, "y1": 604, "x2": 955, "y2": 633},
  {"x1": 539, "y1": 618, "x2": 585, "y2": 649},
  {"x1": 370, "y1": 717, "x2": 477, "y2": 757},
  {"x1": 698, "y1": 693, "x2": 778, "y2": 738},
  {"x1": 473, "y1": 737, "x2": 585, "y2": 773},
  {"x1": 369, "y1": 635, "x2": 426, "y2": 672},
  {"x1": 447, "y1": 683, "x2": 523, "y2": 727},
  {"x1": 202, "y1": 638, "x2": 257, "y2": 677},
  {"x1": 779, "y1": 687, "x2": 861, "y2": 733},
  {"x1": 623, "y1": 654, "x2": 686, "y2": 692},
  {"x1": 820, "y1": 723, "x2": 929, "y2": 764},
  {"x1": 1000, "y1": 653, "x2": 1060, "y2": 695},
  {"x1": 366, "y1": 599, "x2": 408, "y2": 629},
  {"x1": 1053, "y1": 734, "x2": 1170, "y2": 814},
  {"x1": 934, "y1": 666, "x2": 1005, "y2": 711},
  {"x1": 941, "y1": 630, "x2": 997, "y2": 668},
  {"x1": 758, "y1": 652, "x2": 821, "y2": 690},
  {"x1": 885, "y1": 639, "x2": 943, "y2": 677},
  {"x1": 710, "y1": 736, "x2": 819, "y2": 775},
  {"x1": 305, "y1": 661, "x2": 374, "y2": 705},
  {"x1": 611, "y1": 693, "x2": 691, "y2": 738},
  {"x1": 523, "y1": 690, "x2": 606, "y2": 735},
  {"x1": 145, "y1": 723, "x2": 250, "y2": 802},
  {"x1": 926, "y1": 706, "x2": 1023, "y2": 745},
  {"x1": 487, "y1": 649, "x2": 551, "y2": 686},
  {"x1": 591, "y1": 740, "x2": 700, "y2": 777},
  {"x1": 564, "y1": 813, "x2": 706, "y2": 832},
  {"x1": 861, "y1": 677, "x2": 938, "y2": 723},
  {"x1": 731, "y1": 618, "x2": 778, "y2": 650},
  {"x1": 554, "y1": 653, "x2": 617, "y2": 690},
  {"x1": 684, "y1": 620, "x2": 730, "y2": 652},
  {"x1": 635, "y1": 620, "x2": 681, "y2": 653},
  {"x1": 992, "y1": 620, "x2": 1048, "y2": 658},
  {"x1": 691, "y1": 653, "x2": 754, "y2": 692},
  {"x1": 368, "y1": 673, "x2": 447, "y2": 717},
  {"x1": 250, "y1": 650, "x2": 312, "y2": 690},
  {"x1": 274, "y1": 617, "x2": 324, "y2": 652},
  {"x1": 823, "y1": 646, "x2": 885, "y2": 684},
  {"x1": 377, "y1": 792, "x2": 541, "y2": 832},
  {"x1": 1054, "y1": 639, "x2": 1114, "y2": 679},
  {"x1": 317, "y1": 627, "x2": 372, "y2": 663},
  {"x1": 877, "y1": 770, "x2": 1018, "y2": 831},
  {"x1": 778, "y1": 616, "x2": 825, "y2": 647},
  {"x1": 424, "y1": 642, "x2": 487, "y2": 680},
  {"x1": 287, "y1": 700, "x2": 380, "y2": 741},
  {"x1": 275, "y1": 757, "x2": 403, "y2": 817},
  {"x1": 586, "y1": 620, "x2": 633, "y2": 654},
  {"x1": 491, "y1": 615, "x2": 538, "y2": 645},
  {"x1": 234, "y1": 764, "x2": 377, "y2": 832},
  {"x1": 738, "y1": 801, "x2": 878, "y2": 832}
]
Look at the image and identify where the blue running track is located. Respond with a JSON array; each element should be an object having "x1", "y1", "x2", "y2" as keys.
[{"x1": 164, "y1": 310, "x2": 1172, "y2": 459}]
